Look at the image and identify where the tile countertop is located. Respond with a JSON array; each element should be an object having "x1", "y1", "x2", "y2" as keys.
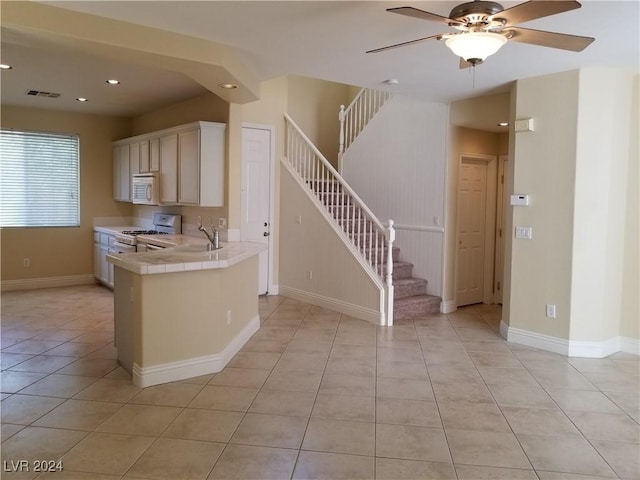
[
  {"x1": 94, "y1": 225, "x2": 138, "y2": 235},
  {"x1": 106, "y1": 240, "x2": 266, "y2": 275},
  {"x1": 135, "y1": 233, "x2": 208, "y2": 248}
]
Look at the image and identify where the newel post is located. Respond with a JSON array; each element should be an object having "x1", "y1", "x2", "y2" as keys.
[{"x1": 386, "y1": 219, "x2": 395, "y2": 326}]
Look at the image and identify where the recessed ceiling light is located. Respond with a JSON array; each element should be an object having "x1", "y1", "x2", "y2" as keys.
[
  {"x1": 497, "y1": 122, "x2": 509, "y2": 127},
  {"x1": 218, "y1": 83, "x2": 238, "y2": 89},
  {"x1": 76, "y1": 97, "x2": 88, "y2": 102},
  {"x1": 106, "y1": 79, "x2": 120, "y2": 85},
  {"x1": 0, "y1": 64, "x2": 13, "y2": 70}
]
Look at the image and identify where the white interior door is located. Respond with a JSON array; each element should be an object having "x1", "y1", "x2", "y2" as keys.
[
  {"x1": 456, "y1": 159, "x2": 488, "y2": 306},
  {"x1": 242, "y1": 125, "x2": 272, "y2": 295}
]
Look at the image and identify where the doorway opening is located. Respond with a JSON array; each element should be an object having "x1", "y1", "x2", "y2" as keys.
[
  {"x1": 241, "y1": 124, "x2": 275, "y2": 295},
  {"x1": 455, "y1": 153, "x2": 504, "y2": 307}
]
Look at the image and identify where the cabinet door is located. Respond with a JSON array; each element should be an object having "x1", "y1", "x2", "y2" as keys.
[
  {"x1": 178, "y1": 129, "x2": 200, "y2": 205},
  {"x1": 112, "y1": 146, "x2": 120, "y2": 200},
  {"x1": 139, "y1": 140, "x2": 150, "y2": 173},
  {"x1": 94, "y1": 242, "x2": 101, "y2": 281},
  {"x1": 100, "y1": 244, "x2": 110, "y2": 285},
  {"x1": 118, "y1": 144, "x2": 131, "y2": 201},
  {"x1": 159, "y1": 134, "x2": 178, "y2": 204},
  {"x1": 130, "y1": 142, "x2": 140, "y2": 176},
  {"x1": 149, "y1": 138, "x2": 160, "y2": 172},
  {"x1": 107, "y1": 248, "x2": 116, "y2": 288}
]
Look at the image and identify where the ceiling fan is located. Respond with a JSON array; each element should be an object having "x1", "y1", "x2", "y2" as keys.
[{"x1": 367, "y1": 0, "x2": 595, "y2": 67}]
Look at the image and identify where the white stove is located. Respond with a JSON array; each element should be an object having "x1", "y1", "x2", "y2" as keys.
[{"x1": 113, "y1": 214, "x2": 181, "y2": 252}]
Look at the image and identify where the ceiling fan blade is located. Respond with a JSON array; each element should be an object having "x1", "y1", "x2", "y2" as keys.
[
  {"x1": 387, "y1": 6, "x2": 453, "y2": 25},
  {"x1": 506, "y1": 26, "x2": 594, "y2": 51},
  {"x1": 490, "y1": 1, "x2": 582, "y2": 27},
  {"x1": 366, "y1": 34, "x2": 443, "y2": 54}
]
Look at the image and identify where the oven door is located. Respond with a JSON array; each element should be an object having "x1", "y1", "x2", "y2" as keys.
[{"x1": 113, "y1": 241, "x2": 137, "y2": 254}]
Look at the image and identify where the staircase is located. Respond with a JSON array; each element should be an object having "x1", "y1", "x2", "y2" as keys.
[
  {"x1": 284, "y1": 97, "x2": 443, "y2": 324},
  {"x1": 315, "y1": 180, "x2": 441, "y2": 320}
]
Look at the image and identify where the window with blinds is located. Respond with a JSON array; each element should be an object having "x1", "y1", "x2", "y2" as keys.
[{"x1": 0, "y1": 129, "x2": 80, "y2": 227}]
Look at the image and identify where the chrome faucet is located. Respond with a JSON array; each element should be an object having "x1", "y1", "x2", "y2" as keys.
[{"x1": 197, "y1": 216, "x2": 220, "y2": 250}]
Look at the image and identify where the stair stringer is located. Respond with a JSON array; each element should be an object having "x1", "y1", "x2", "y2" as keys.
[{"x1": 280, "y1": 159, "x2": 389, "y2": 325}]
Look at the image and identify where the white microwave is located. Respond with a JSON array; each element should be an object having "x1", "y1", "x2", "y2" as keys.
[{"x1": 131, "y1": 173, "x2": 159, "y2": 205}]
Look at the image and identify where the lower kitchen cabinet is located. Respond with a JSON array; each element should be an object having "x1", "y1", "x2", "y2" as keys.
[{"x1": 94, "y1": 231, "x2": 115, "y2": 288}]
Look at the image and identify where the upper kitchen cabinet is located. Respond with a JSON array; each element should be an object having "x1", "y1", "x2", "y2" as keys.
[
  {"x1": 179, "y1": 123, "x2": 225, "y2": 206},
  {"x1": 112, "y1": 121, "x2": 225, "y2": 206},
  {"x1": 129, "y1": 141, "x2": 140, "y2": 176},
  {"x1": 159, "y1": 133, "x2": 178, "y2": 204},
  {"x1": 112, "y1": 143, "x2": 131, "y2": 202}
]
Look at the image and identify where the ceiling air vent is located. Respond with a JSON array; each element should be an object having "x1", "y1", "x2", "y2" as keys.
[{"x1": 25, "y1": 90, "x2": 61, "y2": 99}]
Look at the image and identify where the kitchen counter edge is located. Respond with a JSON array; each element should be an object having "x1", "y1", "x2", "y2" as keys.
[{"x1": 106, "y1": 241, "x2": 266, "y2": 275}]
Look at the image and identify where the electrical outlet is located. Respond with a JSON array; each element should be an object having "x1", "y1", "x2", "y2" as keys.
[
  {"x1": 295, "y1": 215, "x2": 302, "y2": 225},
  {"x1": 218, "y1": 217, "x2": 227, "y2": 228},
  {"x1": 23, "y1": 258, "x2": 30, "y2": 267},
  {"x1": 307, "y1": 270, "x2": 313, "y2": 280},
  {"x1": 546, "y1": 304, "x2": 557, "y2": 318},
  {"x1": 226, "y1": 310, "x2": 232, "y2": 325}
]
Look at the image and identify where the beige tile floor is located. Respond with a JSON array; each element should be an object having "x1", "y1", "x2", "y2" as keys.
[{"x1": 1, "y1": 284, "x2": 639, "y2": 480}]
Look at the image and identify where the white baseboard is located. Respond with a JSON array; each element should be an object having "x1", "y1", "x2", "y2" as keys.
[
  {"x1": 621, "y1": 337, "x2": 640, "y2": 356},
  {"x1": 499, "y1": 320, "x2": 509, "y2": 341},
  {"x1": 132, "y1": 315, "x2": 260, "y2": 387},
  {"x1": 1, "y1": 274, "x2": 97, "y2": 292},
  {"x1": 279, "y1": 285, "x2": 382, "y2": 325},
  {"x1": 440, "y1": 300, "x2": 457, "y2": 314},
  {"x1": 268, "y1": 284, "x2": 279, "y2": 296},
  {"x1": 501, "y1": 321, "x2": 640, "y2": 358}
]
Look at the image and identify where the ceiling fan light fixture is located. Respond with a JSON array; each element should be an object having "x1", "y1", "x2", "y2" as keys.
[{"x1": 445, "y1": 31, "x2": 507, "y2": 63}]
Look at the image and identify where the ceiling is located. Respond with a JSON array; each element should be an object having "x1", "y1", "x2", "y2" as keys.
[{"x1": 1, "y1": 1, "x2": 638, "y2": 126}]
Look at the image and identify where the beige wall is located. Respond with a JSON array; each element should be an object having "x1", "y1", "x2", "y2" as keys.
[
  {"x1": 504, "y1": 68, "x2": 638, "y2": 346},
  {"x1": 279, "y1": 165, "x2": 381, "y2": 321},
  {"x1": 450, "y1": 92, "x2": 511, "y2": 132},
  {"x1": 287, "y1": 75, "x2": 351, "y2": 166},
  {"x1": 571, "y1": 69, "x2": 637, "y2": 342},
  {"x1": 506, "y1": 70, "x2": 579, "y2": 340},
  {"x1": 231, "y1": 75, "x2": 351, "y2": 289},
  {"x1": 131, "y1": 93, "x2": 228, "y2": 135},
  {"x1": 230, "y1": 76, "x2": 289, "y2": 286},
  {"x1": 1, "y1": 106, "x2": 130, "y2": 281}
]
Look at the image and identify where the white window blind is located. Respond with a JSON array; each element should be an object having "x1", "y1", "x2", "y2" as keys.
[{"x1": 0, "y1": 129, "x2": 80, "y2": 227}]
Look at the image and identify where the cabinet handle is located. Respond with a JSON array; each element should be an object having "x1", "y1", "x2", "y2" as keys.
[{"x1": 263, "y1": 232, "x2": 270, "y2": 237}]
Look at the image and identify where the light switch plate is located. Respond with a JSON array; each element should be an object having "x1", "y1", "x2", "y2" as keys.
[
  {"x1": 515, "y1": 118, "x2": 534, "y2": 132},
  {"x1": 510, "y1": 194, "x2": 530, "y2": 206},
  {"x1": 515, "y1": 226, "x2": 533, "y2": 239}
]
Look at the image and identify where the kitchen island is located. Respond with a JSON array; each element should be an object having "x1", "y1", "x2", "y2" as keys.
[{"x1": 107, "y1": 241, "x2": 265, "y2": 387}]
